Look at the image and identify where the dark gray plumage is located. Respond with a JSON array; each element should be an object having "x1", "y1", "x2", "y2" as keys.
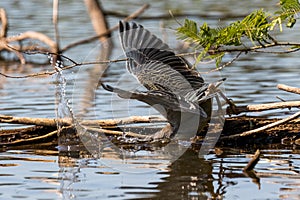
[{"x1": 103, "y1": 21, "x2": 219, "y2": 139}]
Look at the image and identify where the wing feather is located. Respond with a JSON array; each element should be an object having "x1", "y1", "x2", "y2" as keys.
[{"x1": 119, "y1": 21, "x2": 208, "y2": 101}]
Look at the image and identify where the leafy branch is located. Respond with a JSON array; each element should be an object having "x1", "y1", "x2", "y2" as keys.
[{"x1": 176, "y1": 0, "x2": 300, "y2": 66}]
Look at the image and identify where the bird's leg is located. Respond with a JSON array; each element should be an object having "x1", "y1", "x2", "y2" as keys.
[
  {"x1": 206, "y1": 82, "x2": 238, "y2": 115},
  {"x1": 214, "y1": 87, "x2": 238, "y2": 115}
]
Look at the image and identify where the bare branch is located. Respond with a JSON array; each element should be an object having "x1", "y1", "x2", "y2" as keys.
[
  {"x1": 6, "y1": 31, "x2": 57, "y2": 51},
  {"x1": 222, "y1": 110, "x2": 300, "y2": 139},
  {"x1": 5, "y1": 128, "x2": 59, "y2": 145},
  {"x1": 0, "y1": 50, "x2": 127, "y2": 78},
  {"x1": 62, "y1": 3, "x2": 150, "y2": 52},
  {"x1": 52, "y1": 0, "x2": 60, "y2": 50},
  {"x1": 103, "y1": 10, "x2": 246, "y2": 20},
  {"x1": 0, "y1": 8, "x2": 8, "y2": 37},
  {"x1": 83, "y1": 126, "x2": 148, "y2": 139},
  {"x1": 277, "y1": 84, "x2": 300, "y2": 95},
  {"x1": 0, "y1": 114, "x2": 166, "y2": 127},
  {"x1": 84, "y1": 0, "x2": 111, "y2": 43},
  {"x1": 227, "y1": 101, "x2": 300, "y2": 115},
  {"x1": 200, "y1": 52, "x2": 242, "y2": 74}
]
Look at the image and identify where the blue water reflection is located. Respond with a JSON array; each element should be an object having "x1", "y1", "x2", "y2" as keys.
[{"x1": 1, "y1": 0, "x2": 300, "y2": 199}]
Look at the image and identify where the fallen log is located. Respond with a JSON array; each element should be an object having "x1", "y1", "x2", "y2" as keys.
[
  {"x1": 1, "y1": 83, "x2": 300, "y2": 147},
  {"x1": 1, "y1": 114, "x2": 300, "y2": 147}
]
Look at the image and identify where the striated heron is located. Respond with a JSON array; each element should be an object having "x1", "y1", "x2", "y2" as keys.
[{"x1": 102, "y1": 21, "x2": 223, "y2": 139}]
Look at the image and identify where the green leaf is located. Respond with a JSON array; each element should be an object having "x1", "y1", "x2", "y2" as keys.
[{"x1": 176, "y1": 2, "x2": 300, "y2": 65}]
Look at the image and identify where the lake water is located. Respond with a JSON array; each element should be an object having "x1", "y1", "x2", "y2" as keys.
[{"x1": 1, "y1": 0, "x2": 300, "y2": 199}]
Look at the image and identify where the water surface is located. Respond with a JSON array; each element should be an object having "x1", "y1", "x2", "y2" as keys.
[{"x1": 1, "y1": 0, "x2": 300, "y2": 199}]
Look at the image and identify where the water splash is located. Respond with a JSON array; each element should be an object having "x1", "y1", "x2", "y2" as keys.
[
  {"x1": 53, "y1": 55, "x2": 110, "y2": 158},
  {"x1": 55, "y1": 70, "x2": 70, "y2": 132}
]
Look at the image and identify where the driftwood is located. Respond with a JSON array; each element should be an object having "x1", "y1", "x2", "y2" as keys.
[
  {"x1": 84, "y1": 0, "x2": 111, "y2": 43},
  {"x1": 0, "y1": 115, "x2": 166, "y2": 127},
  {"x1": 242, "y1": 149, "x2": 261, "y2": 189},
  {"x1": 61, "y1": 3, "x2": 150, "y2": 52},
  {"x1": 0, "y1": 3, "x2": 150, "y2": 64},
  {"x1": 1, "y1": 3, "x2": 300, "y2": 148},
  {"x1": 1, "y1": 114, "x2": 300, "y2": 147},
  {"x1": 277, "y1": 84, "x2": 300, "y2": 95},
  {"x1": 1, "y1": 84, "x2": 300, "y2": 147},
  {"x1": 222, "y1": 111, "x2": 300, "y2": 139},
  {"x1": 226, "y1": 101, "x2": 300, "y2": 115},
  {"x1": 0, "y1": 8, "x2": 57, "y2": 64}
]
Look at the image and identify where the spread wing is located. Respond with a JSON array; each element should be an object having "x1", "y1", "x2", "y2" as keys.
[
  {"x1": 101, "y1": 83, "x2": 207, "y2": 119},
  {"x1": 119, "y1": 21, "x2": 207, "y2": 98}
]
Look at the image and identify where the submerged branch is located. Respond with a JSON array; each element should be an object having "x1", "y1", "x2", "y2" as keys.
[
  {"x1": 243, "y1": 149, "x2": 261, "y2": 171},
  {"x1": 84, "y1": 126, "x2": 148, "y2": 139}
]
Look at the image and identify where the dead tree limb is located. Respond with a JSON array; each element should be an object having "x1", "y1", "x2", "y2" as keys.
[
  {"x1": 226, "y1": 101, "x2": 300, "y2": 115},
  {"x1": 4, "y1": 32, "x2": 57, "y2": 60},
  {"x1": 51, "y1": 0, "x2": 61, "y2": 66},
  {"x1": 83, "y1": 126, "x2": 148, "y2": 139},
  {"x1": 6, "y1": 128, "x2": 59, "y2": 145},
  {"x1": 0, "y1": 114, "x2": 166, "y2": 127},
  {"x1": 52, "y1": 0, "x2": 60, "y2": 50},
  {"x1": 0, "y1": 8, "x2": 8, "y2": 38},
  {"x1": 0, "y1": 115, "x2": 69, "y2": 127},
  {"x1": 222, "y1": 110, "x2": 300, "y2": 139},
  {"x1": 0, "y1": 8, "x2": 57, "y2": 64},
  {"x1": 277, "y1": 84, "x2": 300, "y2": 95},
  {"x1": 62, "y1": 3, "x2": 150, "y2": 52},
  {"x1": 84, "y1": 0, "x2": 111, "y2": 43},
  {"x1": 1, "y1": 113, "x2": 300, "y2": 146}
]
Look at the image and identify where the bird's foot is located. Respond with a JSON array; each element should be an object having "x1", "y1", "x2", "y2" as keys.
[
  {"x1": 226, "y1": 98, "x2": 239, "y2": 115},
  {"x1": 144, "y1": 124, "x2": 173, "y2": 142}
]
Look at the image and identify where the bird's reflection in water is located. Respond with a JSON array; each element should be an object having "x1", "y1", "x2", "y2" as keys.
[
  {"x1": 146, "y1": 148, "x2": 222, "y2": 200},
  {"x1": 57, "y1": 138, "x2": 233, "y2": 200}
]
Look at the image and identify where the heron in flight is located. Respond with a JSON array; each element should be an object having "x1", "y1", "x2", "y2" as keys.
[{"x1": 102, "y1": 21, "x2": 223, "y2": 139}]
